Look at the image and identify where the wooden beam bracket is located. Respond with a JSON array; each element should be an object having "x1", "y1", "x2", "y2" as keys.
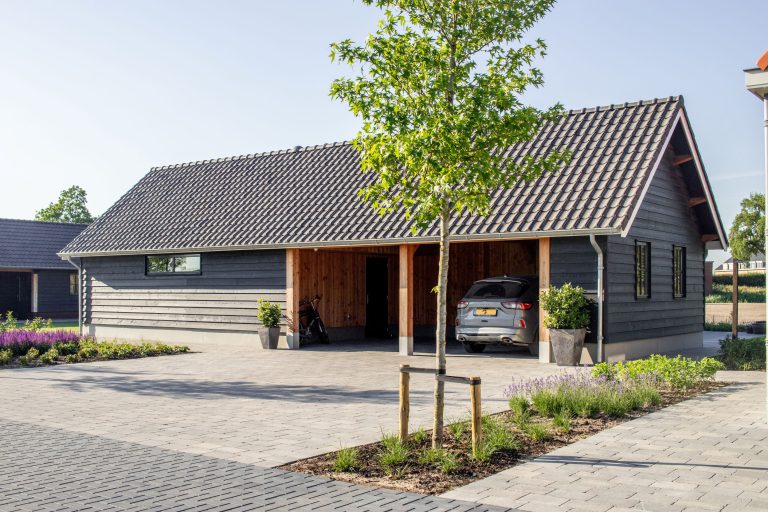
[
  {"x1": 688, "y1": 197, "x2": 707, "y2": 207},
  {"x1": 674, "y1": 154, "x2": 694, "y2": 166}
]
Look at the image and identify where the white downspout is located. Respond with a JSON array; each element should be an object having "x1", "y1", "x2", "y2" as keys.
[
  {"x1": 589, "y1": 234, "x2": 604, "y2": 363},
  {"x1": 64, "y1": 256, "x2": 83, "y2": 337}
]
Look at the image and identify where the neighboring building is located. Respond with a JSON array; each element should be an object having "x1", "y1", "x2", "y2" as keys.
[
  {"x1": 0, "y1": 219, "x2": 87, "y2": 320},
  {"x1": 60, "y1": 96, "x2": 727, "y2": 362},
  {"x1": 714, "y1": 253, "x2": 766, "y2": 274}
]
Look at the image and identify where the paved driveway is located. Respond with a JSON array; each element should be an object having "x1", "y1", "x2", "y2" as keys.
[{"x1": 0, "y1": 339, "x2": 562, "y2": 468}]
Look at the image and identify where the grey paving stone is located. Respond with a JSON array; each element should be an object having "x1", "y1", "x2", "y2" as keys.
[{"x1": 0, "y1": 418, "x2": 513, "y2": 512}]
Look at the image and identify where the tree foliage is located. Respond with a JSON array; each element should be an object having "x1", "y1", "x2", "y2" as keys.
[
  {"x1": 330, "y1": 0, "x2": 567, "y2": 447},
  {"x1": 35, "y1": 185, "x2": 94, "y2": 224},
  {"x1": 729, "y1": 193, "x2": 764, "y2": 261},
  {"x1": 330, "y1": 0, "x2": 568, "y2": 227}
]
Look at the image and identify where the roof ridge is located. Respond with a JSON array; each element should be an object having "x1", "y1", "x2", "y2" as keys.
[
  {"x1": 150, "y1": 140, "x2": 354, "y2": 172},
  {"x1": 149, "y1": 96, "x2": 684, "y2": 171},
  {"x1": 0, "y1": 217, "x2": 89, "y2": 227},
  {"x1": 566, "y1": 95, "x2": 682, "y2": 115}
]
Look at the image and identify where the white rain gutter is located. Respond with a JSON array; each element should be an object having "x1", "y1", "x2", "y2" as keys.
[
  {"x1": 63, "y1": 256, "x2": 83, "y2": 337},
  {"x1": 589, "y1": 234, "x2": 604, "y2": 363}
]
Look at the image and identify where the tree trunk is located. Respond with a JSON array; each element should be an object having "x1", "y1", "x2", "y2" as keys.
[{"x1": 432, "y1": 207, "x2": 450, "y2": 448}]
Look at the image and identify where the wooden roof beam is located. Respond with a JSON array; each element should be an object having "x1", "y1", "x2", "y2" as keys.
[
  {"x1": 688, "y1": 197, "x2": 707, "y2": 207},
  {"x1": 674, "y1": 154, "x2": 694, "y2": 166},
  {"x1": 701, "y1": 234, "x2": 719, "y2": 243}
]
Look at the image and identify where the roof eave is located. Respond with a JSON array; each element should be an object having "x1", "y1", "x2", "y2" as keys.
[{"x1": 57, "y1": 227, "x2": 622, "y2": 258}]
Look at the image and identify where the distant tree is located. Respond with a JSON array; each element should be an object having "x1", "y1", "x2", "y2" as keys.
[
  {"x1": 35, "y1": 185, "x2": 94, "y2": 224},
  {"x1": 729, "y1": 193, "x2": 764, "y2": 261},
  {"x1": 330, "y1": 0, "x2": 568, "y2": 447}
]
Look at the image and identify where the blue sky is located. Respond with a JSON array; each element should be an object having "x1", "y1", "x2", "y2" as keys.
[{"x1": 0, "y1": 1, "x2": 765, "y2": 264}]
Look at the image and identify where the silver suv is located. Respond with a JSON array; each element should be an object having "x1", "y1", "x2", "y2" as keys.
[{"x1": 455, "y1": 276, "x2": 539, "y2": 355}]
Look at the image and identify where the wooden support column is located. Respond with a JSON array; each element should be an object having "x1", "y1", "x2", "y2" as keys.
[
  {"x1": 31, "y1": 272, "x2": 39, "y2": 314},
  {"x1": 538, "y1": 238, "x2": 551, "y2": 363},
  {"x1": 399, "y1": 244, "x2": 417, "y2": 356},
  {"x1": 285, "y1": 248, "x2": 301, "y2": 349}
]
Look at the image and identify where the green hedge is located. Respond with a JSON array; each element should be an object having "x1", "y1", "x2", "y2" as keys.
[{"x1": 719, "y1": 337, "x2": 766, "y2": 371}]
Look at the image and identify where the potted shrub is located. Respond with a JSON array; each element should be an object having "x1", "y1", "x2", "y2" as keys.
[
  {"x1": 540, "y1": 283, "x2": 591, "y2": 366},
  {"x1": 256, "y1": 298, "x2": 282, "y2": 349}
]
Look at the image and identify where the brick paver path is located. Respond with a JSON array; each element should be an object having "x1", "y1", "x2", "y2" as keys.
[
  {"x1": 442, "y1": 371, "x2": 768, "y2": 512},
  {"x1": 0, "y1": 418, "x2": 513, "y2": 512},
  {"x1": 0, "y1": 339, "x2": 563, "y2": 468}
]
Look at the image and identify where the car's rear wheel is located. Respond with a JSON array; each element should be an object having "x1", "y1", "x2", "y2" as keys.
[{"x1": 462, "y1": 342, "x2": 486, "y2": 353}]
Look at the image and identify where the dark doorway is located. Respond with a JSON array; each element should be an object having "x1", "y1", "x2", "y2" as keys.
[
  {"x1": 365, "y1": 257, "x2": 389, "y2": 338},
  {"x1": 0, "y1": 272, "x2": 32, "y2": 320}
]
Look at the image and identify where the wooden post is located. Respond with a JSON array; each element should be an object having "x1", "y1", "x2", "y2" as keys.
[
  {"x1": 732, "y1": 260, "x2": 739, "y2": 339},
  {"x1": 399, "y1": 364, "x2": 410, "y2": 441},
  {"x1": 399, "y1": 244, "x2": 417, "y2": 355},
  {"x1": 538, "y1": 238, "x2": 551, "y2": 362},
  {"x1": 470, "y1": 377, "x2": 482, "y2": 456},
  {"x1": 286, "y1": 248, "x2": 301, "y2": 349}
]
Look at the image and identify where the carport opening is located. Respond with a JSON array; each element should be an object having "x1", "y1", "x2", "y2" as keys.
[{"x1": 294, "y1": 240, "x2": 539, "y2": 353}]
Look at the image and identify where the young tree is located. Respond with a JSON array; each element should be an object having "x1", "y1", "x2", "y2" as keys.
[
  {"x1": 331, "y1": 0, "x2": 568, "y2": 447},
  {"x1": 35, "y1": 185, "x2": 94, "y2": 224},
  {"x1": 729, "y1": 193, "x2": 765, "y2": 261}
]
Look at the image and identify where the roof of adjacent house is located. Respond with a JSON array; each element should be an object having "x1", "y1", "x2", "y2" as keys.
[
  {"x1": 0, "y1": 219, "x2": 87, "y2": 270},
  {"x1": 60, "y1": 96, "x2": 726, "y2": 257},
  {"x1": 716, "y1": 253, "x2": 766, "y2": 269}
]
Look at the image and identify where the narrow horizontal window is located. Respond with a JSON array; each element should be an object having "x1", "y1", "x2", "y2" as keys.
[
  {"x1": 146, "y1": 254, "x2": 201, "y2": 275},
  {"x1": 635, "y1": 241, "x2": 650, "y2": 299},
  {"x1": 673, "y1": 246, "x2": 686, "y2": 298}
]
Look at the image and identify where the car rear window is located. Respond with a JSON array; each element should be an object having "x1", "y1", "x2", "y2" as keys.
[{"x1": 466, "y1": 280, "x2": 529, "y2": 299}]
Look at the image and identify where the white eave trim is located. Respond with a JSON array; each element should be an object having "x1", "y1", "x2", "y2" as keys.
[
  {"x1": 620, "y1": 109, "x2": 727, "y2": 249},
  {"x1": 57, "y1": 227, "x2": 621, "y2": 258}
]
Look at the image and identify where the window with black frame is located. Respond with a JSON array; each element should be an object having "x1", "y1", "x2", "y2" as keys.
[
  {"x1": 69, "y1": 272, "x2": 78, "y2": 295},
  {"x1": 673, "y1": 246, "x2": 686, "y2": 298},
  {"x1": 635, "y1": 241, "x2": 650, "y2": 299},
  {"x1": 146, "y1": 254, "x2": 201, "y2": 275}
]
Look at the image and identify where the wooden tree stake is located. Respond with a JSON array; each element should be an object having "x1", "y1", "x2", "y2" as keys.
[
  {"x1": 399, "y1": 364, "x2": 410, "y2": 441},
  {"x1": 470, "y1": 377, "x2": 482, "y2": 456}
]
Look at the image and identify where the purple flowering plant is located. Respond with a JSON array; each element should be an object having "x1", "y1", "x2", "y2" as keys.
[
  {"x1": 0, "y1": 330, "x2": 81, "y2": 356},
  {"x1": 505, "y1": 369, "x2": 662, "y2": 418}
]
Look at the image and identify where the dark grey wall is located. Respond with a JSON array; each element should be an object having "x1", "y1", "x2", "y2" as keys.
[
  {"x1": 604, "y1": 153, "x2": 704, "y2": 342},
  {"x1": 0, "y1": 271, "x2": 31, "y2": 319},
  {"x1": 82, "y1": 250, "x2": 286, "y2": 332},
  {"x1": 550, "y1": 236, "x2": 603, "y2": 343},
  {"x1": 37, "y1": 269, "x2": 78, "y2": 318}
]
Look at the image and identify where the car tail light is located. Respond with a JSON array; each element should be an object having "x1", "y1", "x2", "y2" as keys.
[
  {"x1": 501, "y1": 301, "x2": 533, "y2": 310},
  {"x1": 520, "y1": 319, "x2": 526, "y2": 329},
  {"x1": 457, "y1": 300, "x2": 469, "y2": 309}
]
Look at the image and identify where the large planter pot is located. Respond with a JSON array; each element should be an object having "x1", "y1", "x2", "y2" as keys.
[
  {"x1": 258, "y1": 326, "x2": 280, "y2": 349},
  {"x1": 550, "y1": 328, "x2": 586, "y2": 366}
]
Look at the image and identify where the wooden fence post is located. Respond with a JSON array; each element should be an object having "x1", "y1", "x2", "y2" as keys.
[
  {"x1": 470, "y1": 377, "x2": 482, "y2": 456},
  {"x1": 399, "y1": 364, "x2": 410, "y2": 441}
]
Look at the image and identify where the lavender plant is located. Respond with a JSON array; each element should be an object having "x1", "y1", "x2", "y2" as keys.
[{"x1": 505, "y1": 370, "x2": 662, "y2": 419}]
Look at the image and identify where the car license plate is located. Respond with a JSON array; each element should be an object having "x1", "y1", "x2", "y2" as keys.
[{"x1": 475, "y1": 308, "x2": 497, "y2": 316}]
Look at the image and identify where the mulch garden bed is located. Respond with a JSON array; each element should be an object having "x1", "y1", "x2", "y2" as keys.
[{"x1": 282, "y1": 381, "x2": 728, "y2": 495}]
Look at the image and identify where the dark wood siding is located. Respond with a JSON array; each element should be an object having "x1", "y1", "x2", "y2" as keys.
[
  {"x1": 604, "y1": 153, "x2": 704, "y2": 342},
  {"x1": 549, "y1": 236, "x2": 603, "y2": 342},
  {"x1": 37, "y1": 270, "x2": 78, "y2": 318},
  {"x1": 0, "y1": 271, "x2": 32, "y2": 319},
  {"x1": 82, "y1": 250, "x2": 286, "y2": 332}
]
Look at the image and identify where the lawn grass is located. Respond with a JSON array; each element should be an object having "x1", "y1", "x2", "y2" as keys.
[{"x1": 705, "y1": 283, "x2": 765, "y2": 303}]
